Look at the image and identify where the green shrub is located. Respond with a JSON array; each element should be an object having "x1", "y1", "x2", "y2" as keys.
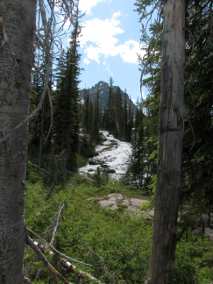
[{"x1": 25, "y1": 174, "x2": 213, "y2": 284}]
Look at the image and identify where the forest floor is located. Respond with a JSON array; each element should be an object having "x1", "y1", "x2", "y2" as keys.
[
  {"x1": 25, "y1": 170, "x2": 213, "y2": 283},
  {"x1": 79, "y1": 131, "x2": 132, "y2": 180}
]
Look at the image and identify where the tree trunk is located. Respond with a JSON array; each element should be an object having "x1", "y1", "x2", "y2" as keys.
[
  {"x1": 0, "y1": 1, "x2": 36, "y2": 283},
  {"x1": 149, "y1": 1, "x2": 185, "y2": 283}
]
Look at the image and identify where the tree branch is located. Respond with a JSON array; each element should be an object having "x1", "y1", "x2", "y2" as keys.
[
  {"x1": 26, "y1": 235, "x2": 73, "y2": 284},
  {"x1": 27, "y1": 228, "x2": 104, "y2": 283},
  {"x1": 50, "y1": 203, "x2": 64, "y2": 246}
]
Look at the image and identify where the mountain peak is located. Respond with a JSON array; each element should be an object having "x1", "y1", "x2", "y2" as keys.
[{"x1": 80, "y1": 81, "x2": 135, "y2": 111}]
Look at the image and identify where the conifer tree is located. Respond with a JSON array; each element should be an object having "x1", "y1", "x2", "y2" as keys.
[
  {"x1": 127, "y1": 97, "x2": 134, "y2": 142},
  {"x1": 83, "y1": 94, "x2": 90, "y2": 134},
  {"x1": 123, "y1": 91, "x2": 129, "y2": 141},
  {"x1": 131, "y1": 105, "x2": 145, "y2": 187},
  {"x1": 105, "y1": 78, "x2": 116, "y2": 135},
  {"x1": 93, "y1": 87, "x2": 100, "y2": 142},
  {"x1": 54, "y1": 2, "x2": 80, "y2": 172}
]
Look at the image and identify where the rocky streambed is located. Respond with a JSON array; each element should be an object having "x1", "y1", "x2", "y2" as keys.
[{"x1": 79, "y1": 131, "x2": 132, "y2": 180}]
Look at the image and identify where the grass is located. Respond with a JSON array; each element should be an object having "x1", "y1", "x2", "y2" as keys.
[{"x1": 24, "y1": 173, "x2": 213, "y2": 284}]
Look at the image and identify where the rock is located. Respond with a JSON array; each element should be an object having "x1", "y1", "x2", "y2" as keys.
[
  {"x1": 98, "y1": 193, "x2": 124, "y2": 210},
  {"x1": 127, "y1": 205, "x2": 140, "y2": 213},
  {"x1": 99, "y1": 199, "x2": 116, "y2": 208},
  {"x1": 89, "y1": 159, "x2": 98, "y2": 165},
  {"x1": 101, "y1": 164, "x2": 109, "y2": 169},
  {"x1": 121, "y1": 199, "x2": 130, "y2": 207},
  {"x1": 107, "y1": 193, "x2": 124, "y2": 201},
  {"x1": 97, "y1": 193, "x2": 153, "y2": 216},
  {"x1": 106, "y1": 169, "x2": 116, "y2": 174},
  {"x1": 143, "y1": 209, "x2": 154, "y2": 221},
  {"x1": 129, "y1": 198, "x2": 144, "y2": 208},
  {"x1": 205, "y1": 228, "x2": 213, "y2": 240}
]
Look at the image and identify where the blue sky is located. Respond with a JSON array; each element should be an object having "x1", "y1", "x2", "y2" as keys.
[{"x1": 78, "y1": 0, "x2": 143, "y2": 101}]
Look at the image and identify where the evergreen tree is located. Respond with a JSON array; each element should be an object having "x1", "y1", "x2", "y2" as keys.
[
  {"x1": 30, "y1": 42, "x2": 54, "y2": 167},
  {"x1": 54, "y1": 3, "x2": 80, "y2": 172},
  {"x1": 127, "y1": 97, "x2": 134, "y2": 142},
  {"x1": 82, "y1": 94, "x2": 91, "y2": 134},
  {"x1": 183, "y1": 0, "x2": 213, "y2": 214},
  {"x1": 105, "y1": 78, "x2": 117, "y2": 135},
  {"x1": 131, "y1": 104, "x2": 145, "y2": 187},
  {"x1": 123, "y1": 91, "x2": 129, "y2": 141},
  {"x1": 93, "y1": 87, "x2": 100, "y2": 142}
]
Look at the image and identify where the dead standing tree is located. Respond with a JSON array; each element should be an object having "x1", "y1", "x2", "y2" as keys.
[
  {"x1": 0, "y1": 0, "x2": 102, "y2": 282},
  {"x1": 0, "y1": 0, "x2": 74, "y2": 282},
  {"x1": 150, "y1": 0, "x2": 186, "y2": 283},
  {"x1": 0, "y1": 0, "x2": 36, "y2": 283}
]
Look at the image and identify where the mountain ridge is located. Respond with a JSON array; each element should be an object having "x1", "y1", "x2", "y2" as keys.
[{"x1": 80, "y1": 81, "x2": 135, "y2": 111}]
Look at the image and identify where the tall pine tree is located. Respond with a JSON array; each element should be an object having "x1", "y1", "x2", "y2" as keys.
[{"x1": 54, "y1": 2, "x2": 80, "y2": 173}]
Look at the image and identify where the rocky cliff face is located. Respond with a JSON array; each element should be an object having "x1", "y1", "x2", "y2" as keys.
[{"x1": 80, "y1": 81, "x2": 135, "y2": 111}]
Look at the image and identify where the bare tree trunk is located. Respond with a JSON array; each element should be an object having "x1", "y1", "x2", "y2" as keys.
[
  {"x1": 0, "y1": 0, "x2": 36, "y2": 283},
  {"x1": 149, "y1": 1, "x2": 185, "y2": 283}
]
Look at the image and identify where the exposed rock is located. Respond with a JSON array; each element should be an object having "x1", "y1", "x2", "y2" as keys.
[
  {"x1": 129, "y1": 198, "x2": 145, "y2": 208},
  {"x1": 99, "y1": 199, "x2": 118, "y2": 210},
  {"x1": 205, "y1": 228, "x2": 213, "y2": 240},
  {"x1": 102, "y1": 164, "x2": 109, "y2": 169},
  {"x1": 106, "y1": 169, "x2": 116, "y2": 174},
  {"x1": 121, "y1": 199, "x2": 130, "y2": 207},
  {"x1": 107, "y1": 193, "x2": 123, "y2": 201},
  {"x1": 88, "y1": 159, "x2": 98, "y2": 165},
  {"x1": 97, "y1": 193, "x2": 152, "y2": 216}
]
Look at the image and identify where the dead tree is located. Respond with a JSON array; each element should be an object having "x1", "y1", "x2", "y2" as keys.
[
  {"x1": 149, "y1": 1, "x2": 185, "y2": 283},
  {"x1": 0, "y1": 0, "x2": 36, "y2": 283}
]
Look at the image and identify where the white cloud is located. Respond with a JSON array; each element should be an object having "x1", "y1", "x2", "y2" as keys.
[
  {"x1": 80, "y1": 12, "x2": 144, "y2": 65},
  {"x1": 119, "y1": 40, "x2": 141, "y2": 64},
  {"x1": 79, "y1": 0, "x2": 108, "y2": 15}
]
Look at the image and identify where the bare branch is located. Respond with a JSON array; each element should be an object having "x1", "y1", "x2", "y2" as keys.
[
  {"x1": 44, "y1": 86, "x2": 54, "y2": 144},
  {"x1": 50, "y1": 203, "x2": 64, "y2": 246},
  {"x1": 27, "y1": 228, "x2": 104, "y2": 283},
  {"x1": 0, "y1": 0, "x2": 76, "y2": 145},
  {"x1": 26, "y1": 235, "x2": 73, "y2": 284},
  {"x1": 24, "y1": 276, "x2": 32, "y2": 284},
  {"x1": 27, "y1": 228, "x2": 92, "y2": 268}
]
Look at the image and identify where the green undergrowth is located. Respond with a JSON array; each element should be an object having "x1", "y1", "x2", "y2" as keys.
[{"x1": 25, "y1": 173, "x2": 213, "y2": 283}]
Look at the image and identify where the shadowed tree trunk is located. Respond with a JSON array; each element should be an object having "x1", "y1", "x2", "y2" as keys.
[
  {"x1": 0, "y1": 0, "x2": 36, "y2": 283},
  {"x1": 149, "y1": 0, "x2": 185, "y2": 283}
]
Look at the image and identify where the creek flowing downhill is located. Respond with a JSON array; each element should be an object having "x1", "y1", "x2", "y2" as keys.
[{"x1": 79, "y1": 131, "x2": 132, "y2": 180}]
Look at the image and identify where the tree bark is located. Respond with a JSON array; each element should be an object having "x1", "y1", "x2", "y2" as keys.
[
  {"x1": 149, "y1": 1, "x2": 185, "y2": 283},
  {"x1": 0, "y1": 0, "x2": 36, "y2": 283}
]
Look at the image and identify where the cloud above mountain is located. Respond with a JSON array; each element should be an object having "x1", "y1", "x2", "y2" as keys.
[
  {"x1": 79, "y1": 0, "x2": 109, "y2": 15},
  {"x1": 80, "y1": 12, "x2": 143, "y2": 65}
]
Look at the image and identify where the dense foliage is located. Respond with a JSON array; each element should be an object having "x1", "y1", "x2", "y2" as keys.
[
  {"x1": 25, "y1": 170, "x2": 213, "y2": 284},
  {"x1": 25, "y1": 1, "x2": 213, "y2": 282},
  {"x1": 134, "y1": 0, "x2": 213, "y2": 203}
]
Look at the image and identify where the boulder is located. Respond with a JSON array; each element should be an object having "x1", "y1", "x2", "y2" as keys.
[{"x1": 106, "y1": 169, "x2": 116, "y2": 174}]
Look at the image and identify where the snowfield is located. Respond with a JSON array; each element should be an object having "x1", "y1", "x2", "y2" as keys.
[{"x1": 79, "y1": 131, "x2": 132, "y2": 180}]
